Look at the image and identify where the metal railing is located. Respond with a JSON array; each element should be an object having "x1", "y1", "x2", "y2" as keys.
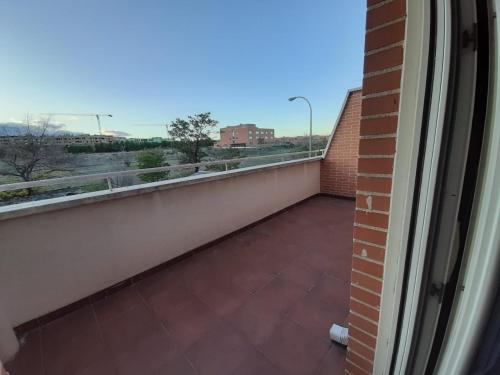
[{"x1": 0, "y1": 149, "x2": 324, "y2": 193}]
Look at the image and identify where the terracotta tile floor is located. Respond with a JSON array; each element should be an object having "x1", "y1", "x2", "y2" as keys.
[{"x1": 5, "y1": 196, "x2": 354, "y2": 375}]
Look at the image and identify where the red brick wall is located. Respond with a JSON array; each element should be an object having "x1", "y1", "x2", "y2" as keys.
[
  {"x1": 320, "y1": 89, "x2": 362, "y2": 197},
  {"x1": 219, "y1": 124, "x2": 256, "y2": 147},
  {"x1": 218, "y1": 124, "x2": 275, "y2": 147},
  {"x1": 346, "y1": 0, "x2": 406, "y2": 374}
]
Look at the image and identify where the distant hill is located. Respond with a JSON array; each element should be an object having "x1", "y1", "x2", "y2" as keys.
[{"x1": 0, "y1": 122, "x2": 82, "y2": 136}]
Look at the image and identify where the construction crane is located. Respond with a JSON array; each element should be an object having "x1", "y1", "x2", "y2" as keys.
[{"x1": 41, "y1": 113, "x2": 113, "y2": 135}]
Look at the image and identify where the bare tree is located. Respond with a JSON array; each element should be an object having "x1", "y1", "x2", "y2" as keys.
[{"x1": 0, "y1": 116, "x2": 76, "y2": 192}]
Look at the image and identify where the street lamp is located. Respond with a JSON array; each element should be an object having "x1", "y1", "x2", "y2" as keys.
[
  {"x1": 42, "y1": 113, "x2": 113, "y2": 135},
  {"x1": 288, "y1": 96, "x2": 313, "y2": 157}
]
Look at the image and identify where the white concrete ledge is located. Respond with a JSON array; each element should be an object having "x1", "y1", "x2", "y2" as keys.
[{"x1": 0, "y1": 156, "x2": 321, "y2": 221}]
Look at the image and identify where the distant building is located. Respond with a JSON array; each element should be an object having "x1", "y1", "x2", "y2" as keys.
[
  {"x1": 218, "y1": 124, "x2": 275, "y2": 147},
  {"x1": 0, "y1": 134, "x2": 125, "y2": 146}
]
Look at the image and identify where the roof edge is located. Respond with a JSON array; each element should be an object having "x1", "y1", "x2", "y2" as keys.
[{"x1": 323, "y1": 87, "x2": 362, "y2": 159}]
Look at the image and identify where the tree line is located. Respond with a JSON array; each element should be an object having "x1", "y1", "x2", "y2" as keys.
[
  {"x1": 0, "y1": 112, "x2": 240, "y2": 189},
  {"x1": 64, "y1": 138, "x2": 215, "y2": 154}
]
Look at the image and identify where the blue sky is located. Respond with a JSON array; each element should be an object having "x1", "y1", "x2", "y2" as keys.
[{"x1": 0, "y1": 0, "x2": 365, "y2": 138}]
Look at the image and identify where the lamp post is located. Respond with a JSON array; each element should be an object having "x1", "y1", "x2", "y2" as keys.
[{"x1": 288, "y1": 96, "x2": 312, "y2": 157}]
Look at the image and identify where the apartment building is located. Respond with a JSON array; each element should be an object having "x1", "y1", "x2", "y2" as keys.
[{"x1": 218, "y1": 124, "x2": 274, "y2": 147}]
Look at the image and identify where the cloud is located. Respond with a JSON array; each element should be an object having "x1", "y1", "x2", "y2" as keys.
[
  {"x1": 0, "y1": 122, "x2": 80, "y2": 136},
  {"x1": 102, "y1": 129, "x2": 131, "y2": 137},
  {"x1": 44, "y1": 123, "x2": 67, "y2": 131}
]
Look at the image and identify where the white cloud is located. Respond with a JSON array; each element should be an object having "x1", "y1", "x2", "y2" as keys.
[{"x1": 102, "y1": 129, "x2": 131, "y2": 137}]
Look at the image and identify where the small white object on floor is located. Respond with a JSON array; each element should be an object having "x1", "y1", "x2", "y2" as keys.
[{"x1": 330, "y1": 323, "x2": 348, "y2": 346}]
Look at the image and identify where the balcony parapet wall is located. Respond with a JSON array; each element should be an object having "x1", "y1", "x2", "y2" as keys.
[{"x1": 0, "y1": 158, "x2": 320, "y2": 332}]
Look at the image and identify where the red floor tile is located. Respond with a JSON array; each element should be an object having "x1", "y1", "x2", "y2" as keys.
[
  {"x1": 158, "y1": 296, "x2": 219, "y2": 351},
  {"x1": 315, "y1": 345, "x2": 347, "y2": 375},
  {"x1": 226, "y1": 261, "x2": 276, "y2": 294},
  {"x1": 113, "y1": 331, "x2": 180, "y2": 374},
  {"x1": 144, "y1": 284, "x2": 199, "y2": 322},
  {"x1": 261, "y1": 240, "x2": 305, "y2": 274},
  {"x1": 168, "y1": 257, "x2": 216, "y2": 295},
  {"x1": 41, "y1": 305, "x2": 99, "y2": 346},
  {"x1": 288, "y1": 292, "x2": 348, "y2": 341},
  {"x1": 326, "y1": 257, "x2": 353, "y2": 283},
  {"x1": 39, "y1": 305, "x2": 108, "y2": 375},
  {"x1": 93, "y1": 286, "x2": 142, "y2": 322},
  {"x1": 244, "y1": 276, "x2": 307, "y2": 317},
  {"x1": 155, "y1": 355, "x2": 197, "y2": 375},
  {"x1": 5, "y1": 196, "x2": 354, "y2": 375},
  {"x1": 233, "y1": 226, "x2": 273, "y2": 246},
  {"x1": 74, "y1": 357, "x2": 118, "y2": 375},
  {"x1": 296, "y1": 248, "x2": 334, "y2": 274},
  {"x1": 226, "y1": 276, "x2": 307, "y2": 346},
  {"x1": 227, "y1": 299, "x2": 284, "y2": 346},
  {"x1": 43, "y1": 329, "x2": 109, "y2": 375},
  {"x1": 212, "y1": 244, "x2": 277, "y2": 294},
  {"x1": 4, "y1": 330, "x2": 43, "y2": 375},
  {"x1": 186, "y1": 324, "x2": 254, "y2": 375},
  {"x1": 135, "y1": 267, "x2": 185, "y2": 300},
  {"x1": 230, "y1": 350, "x2": 285, "y2": 375},
  {"x1": 196, "y1": 280, "x2": 250, "y2": 316},
  {"x1": 279, "y1": 260, "x2": 323, "y2": 291},
  {"x1": 308, "y1": 274, "x2": 350, "y2": 309},
  {"x1": 100, "y1": 303, "x2": 164, "y2": 356},
  {"x1": 258, "y1": 319, "x2": 331, "y2": 375},
  {"x1": 227, "y1": 239, "x2": 274, "y2": 271}
]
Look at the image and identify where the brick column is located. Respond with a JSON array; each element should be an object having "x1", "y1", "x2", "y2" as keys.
[
  {"x1": 346, "y1": 0, "x2": 406, "y2": 374},
  {"x1": 321, "y1": 89, "x2": 362, "y2": 198}
]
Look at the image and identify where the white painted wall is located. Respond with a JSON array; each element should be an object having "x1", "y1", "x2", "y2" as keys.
[{"x1": 0, "y1": 160, "x2": 320, "y2": 329}]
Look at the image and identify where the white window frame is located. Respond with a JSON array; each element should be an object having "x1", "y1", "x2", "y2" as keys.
[
  {"x1": 373, "y1": 1, "x2": 437, "y2": 373},
  {"x1": 376, "y1": 1, "x2": 499, "y2": 374},
  {"x1": 435, "y1": 1, "x2": 500, "y2": 371}
]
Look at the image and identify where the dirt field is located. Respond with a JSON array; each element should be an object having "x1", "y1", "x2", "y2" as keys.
[{"x1": 0, "y1": 144, "x2": 316, "y2": 206}]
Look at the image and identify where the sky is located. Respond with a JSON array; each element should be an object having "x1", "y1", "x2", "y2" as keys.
[{"x1": 0, "y1": 0, "x2": 365, "y2": 139}]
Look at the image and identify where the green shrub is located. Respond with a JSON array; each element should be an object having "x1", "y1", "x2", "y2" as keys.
[
  {"x1": 136, "y1": 149, "x2": 169, "y2": 182},
  {"x1": 0, "y1": 189, "x2": 30, "y2": 201}
]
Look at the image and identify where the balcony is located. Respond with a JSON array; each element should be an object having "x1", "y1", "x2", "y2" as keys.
[
  {"x1": 5, "y1": 196, "x2": 353, "y2": 375},
  {"x1": 1, "y1": 157, "x2": 354, "y2": 375}
]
